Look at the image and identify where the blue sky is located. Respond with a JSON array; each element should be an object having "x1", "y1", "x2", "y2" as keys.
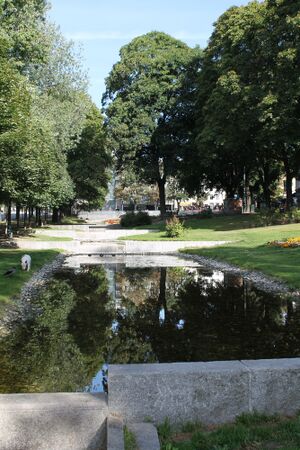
[{"x1": 49, "y1": 0, "x2": 252, "y2": 106}]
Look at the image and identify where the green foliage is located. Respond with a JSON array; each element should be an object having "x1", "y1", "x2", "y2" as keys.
[
  {"x1": 0, "y1": 266, "x2": 113, "y2": 392},
  {"x1": 236, "y1": 412, "x2": 280, "y2": 427},
  {"x1": 257, "y1": 208, "x2": 300, "y2": 226},
  {"x1": 165, "y1": 216, "x2": 185, "y2": 238},
  {"x1": 181, "y1": 422, "x2": 203, "y2": 433},
  {"x1": 0, "y1": 1, "x2": 101, "y2": 222},
  {"x1": 124, "y1": 427, "x2": 138, "y2": 450},
  {"x1": 159, "y1": 413, "x2": 300, "y2": 449},
  {"x1": 68, "y1": 104, "x2": 111, "y2": 210},
  {"x1": 158, "y1": 418, "x2": 172, "y2": 444},
  {"x1": 103, "y1": 31, "x2": 200, "y2": 215},
  {"x1": 181, "y1": 0, "x2": 300, "y2": 209},
  {"x1": 120, "y1": 211, "x2": 152, "y2": 228}
]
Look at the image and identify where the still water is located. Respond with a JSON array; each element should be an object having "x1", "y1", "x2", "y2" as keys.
[{"x1": 1, "y1": 255, "x2": 299, "y2": 393}]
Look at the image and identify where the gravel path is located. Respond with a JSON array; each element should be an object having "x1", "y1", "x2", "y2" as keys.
[
  {"x1": 20, "y1": 253, "x2": 66, "y2": 302},
  {"x1": 181, "y1": 252, "x2": 298, "y2": 297}
]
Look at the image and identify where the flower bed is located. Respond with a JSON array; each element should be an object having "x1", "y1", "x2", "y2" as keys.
[
  {"x1": 268, "y1": 237, "x2": 300, "y2": 248},
  {"x1": 105, "y1": 219, "x2": 120, "y2": 225}
]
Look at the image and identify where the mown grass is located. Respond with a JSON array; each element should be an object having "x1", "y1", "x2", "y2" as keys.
[
  {"x1": 15, "y1": 234, "x2": 73, "y2": 242},
  {"x1": 124, "y1": 215, "x2": 300, "y2": 289},
  {"x1": 159, "y1": 412, "x2": 300, "y2": 450},
  {"x1": 60, "y1": 216, "x2": 87, "y2": 225},
  {"x1": 0, "y1": 249, "x2": 60, "y2": 315},
  {"x1": 124, "y1": 215, "x2": 281, "y2": 240}
]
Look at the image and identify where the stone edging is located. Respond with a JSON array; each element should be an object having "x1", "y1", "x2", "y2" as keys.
[
  {"x1": 109, "y1": 358, "x2": 300, "y2": 425},
  {"x1": 20, "y1": 253, "x2": 66, "y2": 302},
  {"x1": 181, "y1": 252, "x2": 296, "y2": 296}
]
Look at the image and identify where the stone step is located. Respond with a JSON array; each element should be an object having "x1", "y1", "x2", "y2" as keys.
[
  {"x1": 128, "y1": 422, "x2": 160, "y2": 450},
  {"x1": 107, "y1": 415, "x2": 125, "y2": 450}
]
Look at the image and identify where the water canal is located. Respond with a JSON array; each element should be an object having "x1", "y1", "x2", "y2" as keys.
[{"x1": 1, "y1": 254, "x2": 299, "y2": 394}]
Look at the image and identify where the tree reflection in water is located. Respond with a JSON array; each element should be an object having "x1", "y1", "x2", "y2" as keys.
[
  {"x1": 1, "y1": 264, "x2": 300, "y2": 393},
  {"x1": 108, "y1": 267, "x2": 300, "y2": 364},
  {"x1": 0, "y1": 266, "x2": 112, "y2": 393}
]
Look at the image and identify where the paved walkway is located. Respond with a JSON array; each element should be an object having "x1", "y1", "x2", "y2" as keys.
[{"x1": 15, "y1": 224, "x2": 229, "y2": 254}]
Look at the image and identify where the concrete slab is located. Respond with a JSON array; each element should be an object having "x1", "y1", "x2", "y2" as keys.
[
  {"x1": 109, "y1": 361, "x2": 249, "y2": 425},
  {"x1": 242, "y1": 358, "x2": 300, "y2": 415},
  {"x1": 107, "y1": 415, "x2": 124, "y2": 450},
  {"x1": 128, "y1": 423, "x2": 160, "y2": 450},
  {"x1": 0, "y1": 393, "x2": 108, "y2": 450}
]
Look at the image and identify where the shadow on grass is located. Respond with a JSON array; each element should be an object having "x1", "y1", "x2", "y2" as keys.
[{"x1": 183, "y1": 215, "x2": 260, "y2": 232}]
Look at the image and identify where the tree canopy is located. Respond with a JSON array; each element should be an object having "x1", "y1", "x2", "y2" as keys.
[
  {"x1": 0, "y1": 0, "x2": 111, "y2": 229},
  {"x1": 103, "y1": 31, "x2": 201, "y2": 216}
]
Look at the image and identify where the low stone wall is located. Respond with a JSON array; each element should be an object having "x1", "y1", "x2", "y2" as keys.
[
  {"x1": 0, "y1": 393, "x2": 108, "y2": 450},
  {"x1": 16, "y1": 239, "x2": 229, "y2": 254},
  {"x1": 1, "y1": 359, "x2": 300, "y2": 448},
  {"x1": 109, "y1": 358, "x2": 300, "y2": 425},
  {"x1": 123, "y1": 240, "x2": 229, "y2": 254}
]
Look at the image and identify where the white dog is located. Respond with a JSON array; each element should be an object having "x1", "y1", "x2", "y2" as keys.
[{"x1": 21, "y1": 254, "x2": 31, "y2": 271}]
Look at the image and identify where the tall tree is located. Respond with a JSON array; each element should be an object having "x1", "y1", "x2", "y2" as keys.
[
  {"x1": 191, "y1": 0, "x2": 300, "y2": 209},
  {"x1": 0, "y1": 36, "x2": 32, "y2": 229},
  {"x1": 103, "y1": 32, "x2": 197, "y2": 216},
  {"x1": 257, "y1": 0, "x2": 300, "y2": 208},
  {"x1": 68, "y1": 104, "x2": 112, "y2": 211}
]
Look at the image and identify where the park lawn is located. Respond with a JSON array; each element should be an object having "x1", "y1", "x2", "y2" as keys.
[
  {"x1": 183, "y1": 224, "x2": 300, "y2": 289},
  {"x1": 61, "y1": 216, "x2": 87, "y2": 225},
  {"x1": 19, "y1": 235, "x2": 73, "y2": 242},
  {"x1": 159, "y1": 412, "x2": 300, "y2": 450},
  {"x1": 124, "y1": 214, "x2": 264, "y2": 240},
  {"x1": 125, "y1": 216, "x2": 300, "y2": 289},
  {"x1": 0, "y1": 249, "x2": 60, "y2": 315}
]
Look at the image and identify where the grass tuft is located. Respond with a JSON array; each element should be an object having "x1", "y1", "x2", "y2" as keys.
[
  {"x1": 124, "y1": 426, "x2": 138, "y2": 450},
  {"x1": 158, "y1": 413, "x2": 300, "y2": 450}
]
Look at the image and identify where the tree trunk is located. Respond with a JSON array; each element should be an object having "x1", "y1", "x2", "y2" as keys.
[
  {"x1": 16, "y1": 204, "x2": 20, "y2": 229},
  {"x1": 29, "y1": 207, "x2": 34, "y2": 226},
  {"x1": 158, "y1": 177, "x2": 166, "y2": 218},
  {"x1": 38, "y1": 208, "x2": 42, "y2": 227},
  {"x1": 285, "y1": 171, "x2": 293, "y2": 210},
  {"x1": 5, "y1": 200, "x2": 12, "y2": 236},
  {"x1": 262, "y1": 185, "x2": 271, "y2": 209},
  {"x1": 52, "y1": 208, "x2": 59, "y2": 223},
  {"x1": 244, "y1": 186, "x2": 251, "y2": 214},
  {"x1": 261, "y1": 166, "x2": 271, "y2": 209},
  {"x1": 23, "y1": 208, "x2": 27, "y2": 228}
]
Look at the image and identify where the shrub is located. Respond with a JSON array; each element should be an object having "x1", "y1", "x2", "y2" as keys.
[
  {"x1": 257, "y1": 208, "x2": 300, "y2": 227},
  {"x1": 120, "y1": 211, "x2": 152, "y2": 227},
  {"x1": 165, "y1": 216, "x2": 185, "y2": 238}
]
